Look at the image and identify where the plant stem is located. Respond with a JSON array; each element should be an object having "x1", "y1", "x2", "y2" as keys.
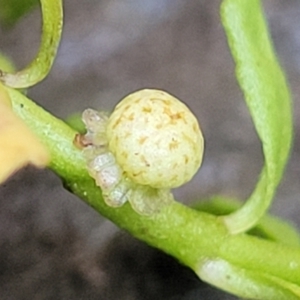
[{"x1": 8, "y1": 87, "x2": 300, "y2": 291}]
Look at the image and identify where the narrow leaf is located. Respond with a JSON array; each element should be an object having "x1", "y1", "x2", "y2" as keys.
[
  {"x1": 0, "y1": 0, "x2": 63, "y2": 88},
  {"x1": 221, "y1": 0, "x2": 293, "y2": 233}
]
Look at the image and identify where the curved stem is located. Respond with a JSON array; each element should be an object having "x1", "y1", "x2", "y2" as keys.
[{"x1": 0, "y1": 0, "x2": 63, "y2": 88}]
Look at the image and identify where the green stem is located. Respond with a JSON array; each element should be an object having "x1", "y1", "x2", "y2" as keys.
[
  {"x1": 8, "y1": 87, "x2": 300, "y2": 294},
  {"x1": 0, "y1": 0, "x2": 63, "y2": 88}
]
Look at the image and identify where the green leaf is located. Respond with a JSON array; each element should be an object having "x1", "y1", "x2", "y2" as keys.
[
  {"x1": 0, "y1": 0, "x2": 38, "y2": 27},
  {"x1": 0, "y1": 0, "x2": 63, "y2": 88},
  {"x1": 220, "y1": 0, "x2": 293, "y2": 234}
]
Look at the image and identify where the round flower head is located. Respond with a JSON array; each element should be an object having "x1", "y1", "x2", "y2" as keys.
[
  {"x1": 106, "y1": 89, "x2": 204, "y2": 189},
  {"x1": 81, "y1": 89, "x2": 204, "y2": 215}
]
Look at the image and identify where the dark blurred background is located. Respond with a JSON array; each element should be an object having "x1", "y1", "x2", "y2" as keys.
[{"x1": 0, "y1": 0, "x2": 300, "y2": 299}]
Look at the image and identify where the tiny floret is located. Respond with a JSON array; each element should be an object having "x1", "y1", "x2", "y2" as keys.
[{"x1": 81, "y1": 89, "x2": 204, "y2": 215}]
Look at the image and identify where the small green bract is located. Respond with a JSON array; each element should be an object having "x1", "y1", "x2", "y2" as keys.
[{"x1": 81, "y1": 89, "x2": 204, "y2": 215}]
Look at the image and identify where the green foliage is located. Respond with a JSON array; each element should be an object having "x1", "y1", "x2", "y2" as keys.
[
  {"x1": 0, "y1": 0, "x2": 63, "y2": 88},
  {"x1": 221, "y1": 0, "x2": 293, "y2": 234},
  {"x1": 1, "y1": 0, "x2": 300, "y2": 299}
]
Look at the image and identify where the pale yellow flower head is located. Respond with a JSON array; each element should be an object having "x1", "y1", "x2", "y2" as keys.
[{"x1": 106, "y1": 89, "x2": 204, "y2": 189}]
